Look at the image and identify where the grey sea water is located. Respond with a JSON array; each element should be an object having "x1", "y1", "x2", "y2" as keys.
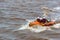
[{"x1": 0, "y1": 0, "x2": 60, "y2": 40}]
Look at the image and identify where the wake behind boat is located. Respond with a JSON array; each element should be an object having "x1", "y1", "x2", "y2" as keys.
[{"x1": 16, "y1": 17, "x2": 60, "y2": 33}]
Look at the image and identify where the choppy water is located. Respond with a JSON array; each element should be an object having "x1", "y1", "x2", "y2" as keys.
[{"x1": 0, "y1": 0, "x2": 60, "y2": 40}]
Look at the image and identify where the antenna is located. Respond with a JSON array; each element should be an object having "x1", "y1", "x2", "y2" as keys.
[
  {"x1": 41, "y1": 7, "x2": 55, "y2": 17},
  {"x1": 40, "y1": 6, "x2": 56, "y2": 21}
]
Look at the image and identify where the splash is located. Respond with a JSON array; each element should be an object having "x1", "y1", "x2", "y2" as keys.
[
  {"x1": 16, "y1": 18, "x2": 53, "y2": 33},
  {"x1": 16, "y1": 18, "x2": 60, "y2": 33},
  {"x1": 53, "y1": 7, "x2": 60, "y2": 10}
]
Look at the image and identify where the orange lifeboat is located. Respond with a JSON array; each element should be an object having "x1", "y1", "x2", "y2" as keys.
[{"x1": 29, "y1": 18, "x2": 55, "y2": 27}]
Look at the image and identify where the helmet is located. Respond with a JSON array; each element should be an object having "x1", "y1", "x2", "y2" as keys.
[{"x1": 37, "y1": 18, "x2": 48, "y2": 23}]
